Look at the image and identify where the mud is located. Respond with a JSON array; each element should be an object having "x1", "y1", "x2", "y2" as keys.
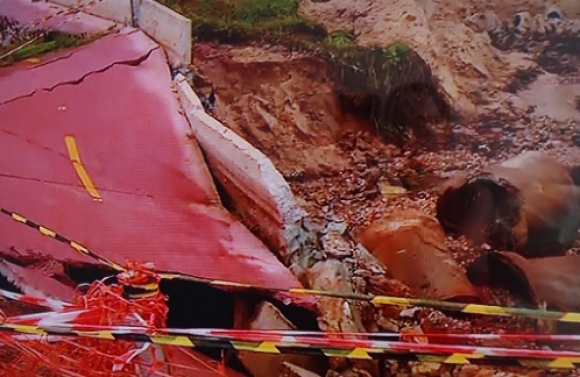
[{"x1": 193, "y1": 44, "x2": 353, "y2": 179}]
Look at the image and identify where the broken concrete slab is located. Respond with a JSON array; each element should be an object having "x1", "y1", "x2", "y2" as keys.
[
  {"x1": 233, "y1": 300, "x2": 327, "y2": 377},
  {"x1": 281, "y1": 362, "x2": 323, "y2": 377},
  {"x1": 0, "y1": 259, "x2": 75, "y2": 302},
  {"x1": 14, "y1": 0, "x2": 192, "y2": 68},
  {"x1": 0, "y1": 0, "x2": 118, "y2": 36},
  {"x1": 175, "y1": 74, "x2": 311, "y2": 262},
  {"x1": 437, "y1": 151, "x2": 580, "y2": 256},
  {"x1": 468, "y1": 251, "x2": 580, "y2": 312},
  {"x1": 306, "y1": 260, "x2": 366, "y2": 336},
  {"x1": 306, "y1": 260, "x2": 379, "y2": 376},
  {"x1": 358, "y1": 209, "x2": 481, "y2": 303}
]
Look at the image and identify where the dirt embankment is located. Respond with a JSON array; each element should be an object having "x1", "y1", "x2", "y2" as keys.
[
  {"x1": 299, "y1": 0, "x2": 580, "y2": 117},
  {"x1": 192, "y1": 0, "x2": 580, "y2": 216},
  {"x1": 298, "y1": 0, "x2": 522, "y2": 115},
  {"x1": 194, "y1": 44, "x2": 360, "y2": 179},
  {"x1": 193, "y1": 1, "x2": 580, "y2": 375}
]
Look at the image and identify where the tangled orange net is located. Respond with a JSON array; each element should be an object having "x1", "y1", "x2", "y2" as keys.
[{"x1": 0, "y1": 262, "x2": 173, "y2": 376}]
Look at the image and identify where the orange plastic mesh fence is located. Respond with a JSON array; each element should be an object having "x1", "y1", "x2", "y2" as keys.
[{"x1": 0, "y1": 262, "x2": 173, "y2": 376}]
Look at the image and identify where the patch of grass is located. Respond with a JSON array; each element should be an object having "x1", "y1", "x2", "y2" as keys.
[
  {"x1": 330, "y1": 43, "x2": 451, "y2": 142},
  {"x1": 158, "y1": 0, "x2": 324, "y2": 43},
  {"x1": 158, "y1": 2, "x2": 451, "y2": 143},
  {"x1": 14, "y1": 33, "x2": 85, "y2": 59},
  {"x1": 323, "y1": 31, "x2": 355, "y2": 51},
  {"x1": 1, "y1": 27, "x2": 91, "y2": 68}
]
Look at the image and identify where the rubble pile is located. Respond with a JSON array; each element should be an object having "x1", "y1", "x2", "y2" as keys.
[{"x1": 191, "y1": 2, "x2": 580, "y2": 376}]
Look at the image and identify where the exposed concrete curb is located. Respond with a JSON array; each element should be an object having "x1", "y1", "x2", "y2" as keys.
[
  {"x1": 47, "y1": 0, "x2": 191, "y2": 68},
  {"x1": 135, "y1": 0, "x2": 191, "y2": 68},
  {"x1": 174, "y1": 74, "x2": 309, "y2": 260}
]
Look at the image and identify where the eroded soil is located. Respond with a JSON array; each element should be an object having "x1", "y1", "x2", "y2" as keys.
[{"x1": 193, "y1": 1, "x2": 580, "y2": 375}]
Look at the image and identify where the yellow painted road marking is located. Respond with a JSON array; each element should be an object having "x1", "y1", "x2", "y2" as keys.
[{"x1": 64, "y1": 136, "x2": 102, "y2": 201}]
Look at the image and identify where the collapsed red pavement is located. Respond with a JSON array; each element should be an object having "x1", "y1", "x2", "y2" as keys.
[{"x1": 0, "y1": 28, "x2": 311, "y2": 305}]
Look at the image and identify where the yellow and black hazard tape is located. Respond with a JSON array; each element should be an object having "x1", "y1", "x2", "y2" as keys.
[
  {"x1": 2, "y1": 322, "x2": 580, "y2": 369},
  {"x1": 0, "y1": 206, "x2": 126, "y2": 272},
  {"x1": 3, "y1": 205, "x2": 580, "y2": 325}
]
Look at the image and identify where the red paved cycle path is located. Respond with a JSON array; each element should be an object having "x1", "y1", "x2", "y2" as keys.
[{"x1": 0, "y1": 29, "x2": 310, "y2": 304}]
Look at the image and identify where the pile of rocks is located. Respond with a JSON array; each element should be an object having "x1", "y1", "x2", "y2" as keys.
[{"x1": 465, "y1": 4, "x2": 580, "y2": 50}]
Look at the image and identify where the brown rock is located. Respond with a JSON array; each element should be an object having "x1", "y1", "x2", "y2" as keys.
[
  {"x1": 280, "y1": 362, "x2": 323, "y2": 377},
  {"x1": 468, "y1": 251, "x2": 580, "y2": 332},
  {"x1": 366, "y1": 275, "x2": 414, "y2": 299},
  {"x1": 320, "y1": 229, "x2": 354, "y2": 259},
  {"x1": 233, "y1": 300, "x2": 326, "y2": 377},
  {"x1": 437, "y1": 151, "x2": 580, "y2": 256},
  {"x1": 411, "y1": 361, "x2": 443, "y2": 376},
  {"x1": 358, "y1": 209, "x2": 481, "y2": 302},
  {"x1": 307, "y1": 260, "x2": 366, "y2": 335},
  {"x1": 366, "y1": 275, "x2": 415, "y2": 322},
  {"x1": 306, "y1": 260, "x2": 379, "y2": 376}
]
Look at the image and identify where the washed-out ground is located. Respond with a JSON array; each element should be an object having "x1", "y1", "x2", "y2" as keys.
[
  {"x1": 3, "y1": 0, "x2": 580, "y2": 375},
  {"x1": 192, "y1": 0, "x2": 580, "y2": 375}
]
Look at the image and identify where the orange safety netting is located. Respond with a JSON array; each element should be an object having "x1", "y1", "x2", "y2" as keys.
[{"x1": 0, "y1": 262, "x2": 173, "y2": 377}]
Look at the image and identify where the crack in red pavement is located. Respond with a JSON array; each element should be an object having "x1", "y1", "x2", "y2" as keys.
[
  {"x1": 0, "y1": 45, "x2": 160, "y2": 107},
  {"x1": 0, "y1": 172, "x2": 156, "y2": 199},
  {"x1": 2, "y1": 128, "x2": 70, "y2": 160}
]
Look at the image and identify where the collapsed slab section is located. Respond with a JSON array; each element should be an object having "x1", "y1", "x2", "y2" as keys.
[
  {"x1": 0, "y1": 259, "x2": 75, "y2": 302},
  {"x1": 0, "y1": 29, "x2": 310, "y2": 305}
]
